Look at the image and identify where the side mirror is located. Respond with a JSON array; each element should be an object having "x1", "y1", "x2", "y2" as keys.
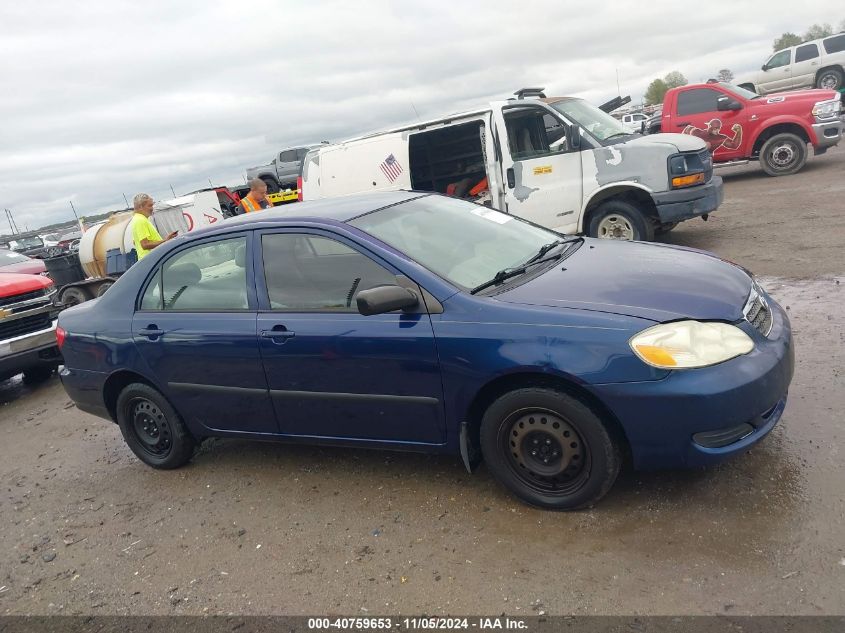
[
  {"x1": 569, "y1": 125, "x2": 581, "y2": 150},
  {"x1": 761, "y1": 64, "x2": 768, "y2": 71},
  {"x1": 717, "y1": 96, "x2": 742, "y2": 112},
  {"x1": 356, "y1": 285, "x2": 419, "y2": 316}
]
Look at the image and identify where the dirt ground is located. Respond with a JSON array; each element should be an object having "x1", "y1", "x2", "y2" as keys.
[{"x1": 1, "y1": 147, "x2": 844, "y2": 616}]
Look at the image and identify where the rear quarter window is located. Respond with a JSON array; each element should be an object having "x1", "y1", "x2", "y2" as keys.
[{"x1": 823, "y1": 34, "x2": 845, "y2": 54}]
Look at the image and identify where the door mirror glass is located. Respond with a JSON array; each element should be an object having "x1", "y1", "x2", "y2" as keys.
[{"x1": 356, "y1": 285, "x2": 419, "y2": 316}]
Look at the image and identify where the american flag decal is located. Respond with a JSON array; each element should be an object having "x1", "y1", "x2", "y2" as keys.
[{"x1": 379, "y1": 154, "x2": 403, "y2": 182}]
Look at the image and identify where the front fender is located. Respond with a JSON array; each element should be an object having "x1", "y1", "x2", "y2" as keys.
[
  {"x1": 750, "y1": 116, "x2": 817, "y2": 149},
  {"x1": 579, "y1": 182, "x2": 656, "y2": 233}
]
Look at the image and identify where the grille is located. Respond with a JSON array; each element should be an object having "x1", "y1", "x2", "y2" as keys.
[
  {"x1": 0, "y1": 288, "x2": 47, "y2": 308},
  {"x1": 744, "y1": 292, "x2": 773, "y2": 337},
  {"x1": 699, "y1": 149, "x2": 714, "y2": 182},
  {"x1": 0, "y1": 312, "x2": 52, "y2": 342}
]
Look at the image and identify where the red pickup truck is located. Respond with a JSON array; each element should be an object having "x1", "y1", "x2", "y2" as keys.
[{"x1": 648, "y1": 82, "x2": 843, "y2": 175}]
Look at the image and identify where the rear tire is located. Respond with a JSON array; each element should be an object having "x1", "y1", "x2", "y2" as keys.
[
  {"x1": 23, "y1": 366, "x2": 55, "y2": 385},
  {"x1": 60, "y1": 286, "x2": 90, "y2": 307},
  {"x1": 588, "y1": 199, "x2": 655, "y2": 241},
  {"x1": 116, "y1": 383, "x2": 195, "y2": 469},
  {"x1": 479, "y1": 388, "x2": 621, "y2": 510},
  {"x1": 759, "y1": 133, "x2": 807, "y2": 176},
  {"x1": 816, "y1": 68, "x2": 843, "y2": 91},
  {"x1": 262, "y1": 178, "x2": 280, "y2": 194},
  {"x1": 96, "y1": 281, "x2": 114, "y2": 297}
]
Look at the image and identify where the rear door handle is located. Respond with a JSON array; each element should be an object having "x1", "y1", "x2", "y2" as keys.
[
  {"x1": 138, "y1": 325, "x2": 165, "y2": 340},
  {"x1": 261, "y1": 325, "x2": 295, "y2": 344}
]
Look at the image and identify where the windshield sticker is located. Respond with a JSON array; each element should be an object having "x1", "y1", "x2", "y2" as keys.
[
  {"x1": 471, "y1": 208, "x2": 512, "y2": 224},
  {"x1": 682, "y1": 119, "x2": 742, "y2": 153},
  {"x1": 533, "y1": 165, "x2": 553, "y2": 175}
]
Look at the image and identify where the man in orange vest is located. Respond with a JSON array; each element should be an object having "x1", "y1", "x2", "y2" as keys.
[{"x1": 240, "y1": 178, "x2": 272, "y2": 213}]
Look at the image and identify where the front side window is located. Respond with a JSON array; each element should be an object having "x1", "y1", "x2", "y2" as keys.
[
  {"x1": 503, "y1": 106, "x2": 570, "y2": 160},
  {"x1": 140, "y1": 237, "x2": 248, "y2": 311},
  {"x1": 279, "y1": 150, "x2": 297, "y2": 162},
  {"x1": 677, "y1": 88, "x2": 721, "y2": 115},
  {"x1": 767, "y1": 50, "x2": 791, "y2": 69},
  {"x1": 795, "y1": 43, "x2": 819, "y2": 62},
  {"x1": 261, "y1": 234, "x2": 396, "y2": 311}
]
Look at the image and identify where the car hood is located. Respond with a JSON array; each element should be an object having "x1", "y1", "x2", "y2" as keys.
[
  {"x1": 0, "y1": 259, "x2": 47, "y2": 275},
  {"x1": 617, "y1": 132, "x2": 705, "y2": 153},
  {"x1": 494, "y1": 239, "x2": 752, "y2": 323},
  {"x1": 0, "y1": 272, "x2": 53, "y2": 298},
  {"x1": 750, "y1": 88, "x2": 839, "y2": 109}
]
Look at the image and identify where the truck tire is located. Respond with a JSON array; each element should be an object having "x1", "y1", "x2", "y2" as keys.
[
  {"x1": 759, "y1": 133, "x2": 807, "y2": 176},
  {"x1": 816, "y1": 68, "x2": 843, "y2": 91},
  {"x1": 60, "y1": 286, "x2": 90, "y2": 307},
  {"x1": 23, "y1": 366, "x2": 55, "y2": 385},
  {"x1": 96, "y1": 281, "x2": 114, "y2": 297},
  {"x1": 588, "y1": 200, "x2": 655, "y2": 241},
  {"x1": 261, "y1": 178, "x2": 280, "y2": 194}
]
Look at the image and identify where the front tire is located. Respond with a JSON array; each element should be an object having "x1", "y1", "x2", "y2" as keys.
[
  {"x1": 759, "y1": 133, "x2": 807, "y2": 176},
  {"x1": 60, "y1": 286, "x2": 90, "y2": 307},
  {"x1": 116, "y1": 383, "x2": 195, "y2": 469},
  {"x1": 588, "y1": 199, "x2": 655, "y2": 241},
  {"x1": 816, "y1": 68, "x2": 843, "y2": 91},
  {"x1": 479, "y1": 388, "x2": 621, "y2": 510}
]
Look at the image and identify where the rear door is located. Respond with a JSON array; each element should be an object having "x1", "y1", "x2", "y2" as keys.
[
  {"x1": 255, "y1": 230, "x2": 445, "y2": 444},
  {"x1": 491, "y1": 104, "x2": 583, "y2": 233},
  {"x1": 792, "y1": 43, "x2": 820, "y2": 89},
  {"x1": 674, "y1": 87, "x2": 748, "y2": 162},
  {"x1": 132, "y1": 233, "x2": 277, "y2": 434}
]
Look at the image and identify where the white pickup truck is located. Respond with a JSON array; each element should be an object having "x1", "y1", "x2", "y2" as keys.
[{"x1": 301, "y1": 88, "x2": 723, "y2": 241}]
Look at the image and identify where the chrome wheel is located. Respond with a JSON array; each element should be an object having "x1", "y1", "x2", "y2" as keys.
[
  {"x1": 596, "y1": 215, "x2": 635, "y2": 240},
  {"x1": 819, "y1": 72, "x2": 841, "y2": 90}
]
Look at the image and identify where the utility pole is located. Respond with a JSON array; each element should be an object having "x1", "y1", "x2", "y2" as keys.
[
  {"x1": 69, "y1": 201, "x2": 82, "y2": 232},
  {"x1": 616, "y1": 68, "x2": 621, "y2": 96},
  {"x1": 170, "y1": 184, "x2": 176, "y2": 197},
  {"x1": 208, "y1": 178, "x2": 214, "y2": 188},
  {"x1": 123, "y1": 193, "x2": 129, "y2": 208},
  {"x1": 5, "y1": 208, "x2": 19, "y2": 234}
]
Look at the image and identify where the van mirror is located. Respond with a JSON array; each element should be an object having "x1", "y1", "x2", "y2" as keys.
[
  {"x1": 570, "y1": 125, "x2": 581, "y2": 150},
  {"x1": 356, "y1": 285, "x2": 419, "y2": 316}
]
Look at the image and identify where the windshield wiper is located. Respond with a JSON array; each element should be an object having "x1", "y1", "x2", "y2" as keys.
[
  {"x1": 603, "y1": 132, "x2": 631, "y2": 142},
  {"x1": 522, "y1": 239, "x2": 569, "y2": 266},
  {"x1": 470, "y1": 253, "x2": 566, "y2": 295}
]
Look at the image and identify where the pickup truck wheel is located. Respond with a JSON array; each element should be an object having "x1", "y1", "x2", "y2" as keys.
[
  {"x1": 479, "y1": 387, "x2": 621, "y2": 510},
  {"x1": 60, "y1": 286, "x2": 90, "y2": 307},
  {"x1": 96, "y1": 281, "x2": 114, "y2": 297},
  {"x1": 759, "y1": 133, "x2": 807, "y2": 176},
  {"x1": 588, "y1": 200, "x2": 655, "y2": 241},
  {"x1": 262, "y1": 178, "x2": 280, "y2": 194},
  {"x1": 116, "y1": 383, "x2": 195, "y2": 469},
  {"x1": 22, "y1": 366, "x2": 55, "y2": 385},
  {"x1": 816, "y1": 68, "x2": 843, "y2": 90}
]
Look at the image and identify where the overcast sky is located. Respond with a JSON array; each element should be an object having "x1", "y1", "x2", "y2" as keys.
[{"x1": 0, "y1": 0, "x2": 837, "y2": 232}]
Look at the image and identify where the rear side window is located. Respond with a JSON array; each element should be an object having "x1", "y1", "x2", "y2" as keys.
[
  {"x1": 677, "y1": 88, "x2": 721, "y2": 115},
  {"x1": 795, "y1": 44, "x2": 819, "y2": 62},
  {"x1": 824, "y1": 34, "x2": 845, "y2": 54},
  {"x1": 140, "y1": 237, "x2": 248, "y2": 311},
  {"x1": 279, "y1": 150, "x2": 297, "y2": 162}
]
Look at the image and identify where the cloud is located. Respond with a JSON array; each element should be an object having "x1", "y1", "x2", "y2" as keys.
[{"x1": 0, "y1": 0, "x2": 834, "y2": 230}]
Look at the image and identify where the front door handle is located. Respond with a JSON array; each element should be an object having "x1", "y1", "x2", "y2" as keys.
[
  {"x1": 138, "y1": 325, "x2": 165, "y2": 340},
  {"x1": 506, "y1": 167, "x2": 515, "y2": 189},
  {"x1": 261, "y1": 325, "x2": 296, "y2": 344}
]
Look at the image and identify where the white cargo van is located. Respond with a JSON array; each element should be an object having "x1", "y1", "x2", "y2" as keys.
[{"x1": 302, "y1": 88, "x2": 724, "y2": 241}]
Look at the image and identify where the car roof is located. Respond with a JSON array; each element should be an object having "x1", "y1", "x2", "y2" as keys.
[{"x1": 189, "y1": 191, "x2": 430, "y2": 238}]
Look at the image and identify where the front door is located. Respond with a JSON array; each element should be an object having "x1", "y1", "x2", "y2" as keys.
[
  {"x1": 759, "y1": 49, "x2": 793, "y2": 94},
  {"x1": 492, "y1": 104, "x2": 583, "y2": 234},
  {"x1": 674, "y1": 87, "x2": 748, "y2": 162},
  {"x1": 255, "y1": 230, "x2": 445, "y2": 445},
  {"x1": 132, "y1": 234, "x2": 277, "y2": 435}
]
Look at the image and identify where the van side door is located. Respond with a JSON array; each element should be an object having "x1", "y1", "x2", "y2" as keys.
[{"x1": 491, "y1": 104, "x2": 584, "y2": 233}]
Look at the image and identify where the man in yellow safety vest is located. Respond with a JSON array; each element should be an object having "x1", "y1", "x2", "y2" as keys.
[
  {"x1": 131, "y1": 193, "x2": 176, "y2": 259},
  {"x1": 240, "y1": 178, "x2": 273, "y2": 213}
]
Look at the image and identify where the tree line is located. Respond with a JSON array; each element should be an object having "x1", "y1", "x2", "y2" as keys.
[{"x1": 773, "y1": 20, "x2": 845, "y2": 51}]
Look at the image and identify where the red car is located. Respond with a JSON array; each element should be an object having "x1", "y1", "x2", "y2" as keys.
[
  {"x1": 0, "y1": 249, "x2": 47, "y2": 275},
  {"x1": 654, "y1": 82, "x2": 843, "y2": 175}
]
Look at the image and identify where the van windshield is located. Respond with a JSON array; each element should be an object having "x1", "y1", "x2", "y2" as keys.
[{"x1": 548, "y1": 98, "x2": 628, "y2": 143}]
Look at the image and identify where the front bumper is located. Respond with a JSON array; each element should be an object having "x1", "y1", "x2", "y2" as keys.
[
  {"x1": 812, "y1": 117, "x2": 844, "y2": 153},
  {"x1": 0, "y1": 319, "x2": 62, "y2": 378},
  {"x1": 652, "y1": 176, "x2": 723, "y2": 224},
  {"x1": 589, "y1": 296, "x2": 793, "y2": 470}
]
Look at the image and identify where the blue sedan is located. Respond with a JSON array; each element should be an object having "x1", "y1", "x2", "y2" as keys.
[{"x1": 57, "y1": 192, "x2": 793, "y2": 509}]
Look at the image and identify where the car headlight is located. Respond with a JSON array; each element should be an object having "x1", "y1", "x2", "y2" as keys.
[
  {"x1": 668, "y1": 154, "x2": 705, "y2": 188},
  {"x1": 812, "y1": 99, "x2": 841, "y2": 119},
  {"x1": 629, "y1": 320, "x2": 754, "y2": 369}
]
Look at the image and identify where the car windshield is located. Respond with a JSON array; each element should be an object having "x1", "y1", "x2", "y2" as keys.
[
  {"x1": 0, "y1": 250, "x2": 30, "y2": 266},
  {"x1": 12, "y1": 236, "x2": 43, "y2": 249},
  {"x1": 350, "y1": 196, "x2": 565, "y2": 290},
  {"x1": 548, "y1": 98, "x2": 628, "y2": 142},
  {"x1": 718, "y1": 82, "x2": 759, "y2": 100}
]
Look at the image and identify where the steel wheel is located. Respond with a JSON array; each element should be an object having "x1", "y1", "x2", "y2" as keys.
[
  {"x1": 596, "y1": 215, "x2": 635, "y2": 240},
  {"x1": 768, "y1": 140, "x2": 799, "y2": 170},
  {"x1": 128, "y1": 397, "x2": 173, "y2": 458},
  {"x1": 500, "y1": 407, "x2": 591, "y2": 496}
]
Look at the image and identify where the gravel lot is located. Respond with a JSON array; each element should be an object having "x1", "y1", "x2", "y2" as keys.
[{"x1": 1, "y1": 147, "x2": 843, "y2": 616}]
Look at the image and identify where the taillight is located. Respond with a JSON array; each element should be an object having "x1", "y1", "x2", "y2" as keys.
[
  {"x1": 297, "y1": 176, "x2": 303, "y2": 202},
  {"x1": 56, "y1": 325, "x2": 67, "y2": 350}
]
